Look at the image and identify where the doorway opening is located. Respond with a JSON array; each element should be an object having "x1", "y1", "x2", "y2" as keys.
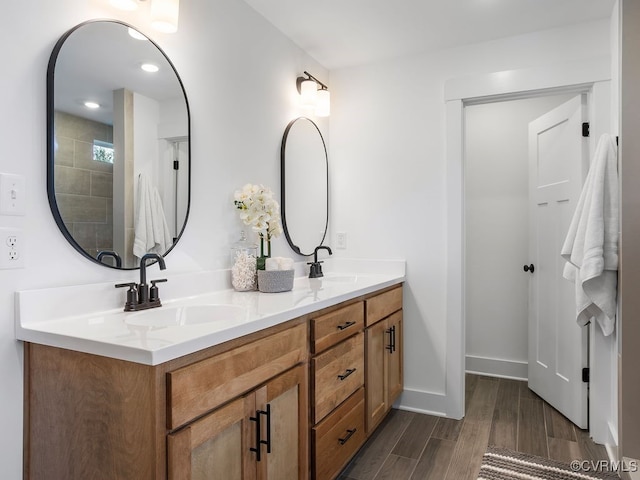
[{"x1": 463, "y1": 90, "x2": 590, "y2": 428}]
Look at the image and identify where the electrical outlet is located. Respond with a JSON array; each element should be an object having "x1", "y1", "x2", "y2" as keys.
[
  {"x1": 336, "y1": 232, "x2": 347, "y2": 249},
  {"x1": 0, "y1": 228, "x2": 24, "y2": 269}
]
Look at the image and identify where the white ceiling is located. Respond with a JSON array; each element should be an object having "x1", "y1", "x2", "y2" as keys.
[{"x1": 241, "y1": 0, "x2": 616, "y2": 70}]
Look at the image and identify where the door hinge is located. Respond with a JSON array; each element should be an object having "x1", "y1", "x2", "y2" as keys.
[
  {"x1": 582, "y1": 122, "x2": 590, "y2": 137},
  {"x1": 582, "y1": 367, "x2": 590, "y2": 383},
  {"x1": 173, "y1": 160, "x2": 180, "y2": 170}
]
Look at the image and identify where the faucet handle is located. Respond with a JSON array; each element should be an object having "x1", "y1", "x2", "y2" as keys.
[
  {"x1": 149, "y1": 279, "x2": 167, "y2": 303},
  {"x1": 115, "y1": 282, "x2": 138, "y2": 310}
]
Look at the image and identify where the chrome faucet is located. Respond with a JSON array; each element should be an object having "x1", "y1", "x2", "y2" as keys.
[
  {"x1": 116, "y1": 253, "x2": 167, "y2": 311},
  {"x1": 308, "y1": 245, "x2": 332, "y2": 278}
]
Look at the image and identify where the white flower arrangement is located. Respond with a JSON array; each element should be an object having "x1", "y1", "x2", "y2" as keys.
[{"x1": 233, "y1": 183, "x2": 283, "y2": 241}]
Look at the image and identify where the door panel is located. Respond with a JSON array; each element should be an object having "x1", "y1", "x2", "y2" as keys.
[{"x1": 528, "y1": 94, "x2": 588, "y2": 428}]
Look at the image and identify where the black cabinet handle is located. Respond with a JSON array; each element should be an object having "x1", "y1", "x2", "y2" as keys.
[
  {"x1": 337, "y1": 368, "x2": 356, "y2": 381},
  {"x1": 337, "y1": 320, "x2": 356, "y2": 331},
  {"x1": 524, "y1": 264, "x2": 535, "y2": 273},
  {"x1": 338, "y1": 428, "x2": 357, "y2": 445},
  {"x1": 260, "y1": 404, "x2": 271, "y2": 454},
  {"x1": 391, "y1": 325, "x2": 396, "y2": 353},
  {"x1": 386, "y1": 327, "x2": 393, "y2": 352},
  {"x1": 249, "y1": 411, "x2": 262, "y2": 461}
]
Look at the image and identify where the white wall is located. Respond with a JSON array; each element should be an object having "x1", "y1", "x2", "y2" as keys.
[
  {"x1": 464, "y1": 94, "x2": 574, "y2": 380},
  {"x1": 0, "y1": 1, "x2": 326, "y2": 478},
  {"x1": 330, "y1": 20, "x2": 612, "y2": 415}
]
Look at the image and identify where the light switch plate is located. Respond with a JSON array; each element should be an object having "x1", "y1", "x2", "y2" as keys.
[{"x1": 0, "y1": 173, "x2": 26, "y2": 216}]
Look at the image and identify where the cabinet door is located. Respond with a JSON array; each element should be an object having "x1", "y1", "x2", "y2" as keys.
[
  {"x1": 387, "y1": 311, "x2": 403, "y2": 406},
  {"x1": 256, "y1": 365, "x2": 309, "y2": 480},
  {"x1": 167, "y1": 395, "x2": 256, "y2": 480},
  {"x1": 365, "y1": 319, "x2": 388, "y2": 433}
]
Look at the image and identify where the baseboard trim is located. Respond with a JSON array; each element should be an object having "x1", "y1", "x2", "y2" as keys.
[
  {"x1": 465, "y1": 355, "x2": 528, "y2": 380},
  {"x1": 605, "y1": 421, "x2": 619, "y2": 463},
  {"x1": 395, "y1": 388, "x2": 450, "y2": 418}
]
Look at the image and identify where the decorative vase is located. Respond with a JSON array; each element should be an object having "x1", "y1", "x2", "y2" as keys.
[
  {"x1": 257, "y1": 235, "x2": 271, "y2": 270},
  {"x1": 231, "y1": 231, "x2": 257, "y2": 291}
]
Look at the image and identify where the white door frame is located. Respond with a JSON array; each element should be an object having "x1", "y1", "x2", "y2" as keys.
[{"x1": 444, "y1": 57, "x2": 611, "y2": 421}]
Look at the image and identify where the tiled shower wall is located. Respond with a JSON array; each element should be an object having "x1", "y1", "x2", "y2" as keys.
[{"x1": 54, "y1": 111, "x2": 113, "y2": 258}]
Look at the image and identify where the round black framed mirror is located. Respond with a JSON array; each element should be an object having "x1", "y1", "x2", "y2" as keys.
[
  {"x1": 280, "y1": 117, "x2": 328, "y2": 256},
  {"x1": 47, "y1": 20, "x2": 190, "y2": 269}
]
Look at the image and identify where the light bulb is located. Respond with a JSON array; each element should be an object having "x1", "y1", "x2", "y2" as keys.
[
  {"x1": 300, "y1": 80, "x2": 317, "y2": 108},
  {"x1": 315, "y1": 89, "x2": 330, "y2": 117}
]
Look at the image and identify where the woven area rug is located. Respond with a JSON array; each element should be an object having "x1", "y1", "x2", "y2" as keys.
[{"x1": 478, "y1": 446, "x2": 619, "y2": 480}]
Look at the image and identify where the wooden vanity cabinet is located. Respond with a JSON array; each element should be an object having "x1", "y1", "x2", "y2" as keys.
[
  {"x1": 310, "y1": 301, "x2": 366, "y2": 480},
  {"x1": 167, "y1": 364, "x2": 308, "y2": 480},
  {"x1": 24, "y1": 320, "x2": 308, "y2": 480},
  {"x1": 365, "y1": 286, "x2": 403, "y2": 434},
  {"x1": 24, "y1": 284, "x2": 403, "y2": 480}
]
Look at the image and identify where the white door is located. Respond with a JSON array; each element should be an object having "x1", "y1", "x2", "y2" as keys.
[{"x1": 527, "y1": 94, "x2": 589, "y2": 428}]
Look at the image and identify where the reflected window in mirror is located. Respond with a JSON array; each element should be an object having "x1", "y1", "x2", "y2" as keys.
[
  {"x1": 281, "y1": 117, "x2": 328, "y2": 256},
  {"x1": 47, "y1": 20, "x2": 190, "y2": 269}
]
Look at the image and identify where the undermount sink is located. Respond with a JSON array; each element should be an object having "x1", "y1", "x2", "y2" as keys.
[{"x1": 125, "y1": 304, "x2": 248, "y2": 328}]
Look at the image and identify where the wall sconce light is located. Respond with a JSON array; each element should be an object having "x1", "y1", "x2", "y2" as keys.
[
  {"x1": 296, "y1": 71, "x2": 330, "y2": 117},
  {"x1": 109, "y1": 0, "x2": 180, "y2": 34}
]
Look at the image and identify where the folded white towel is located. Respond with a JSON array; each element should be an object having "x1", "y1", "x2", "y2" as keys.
[
  {"x1": 264, "y1": 257, "x2": 294, "y2": 271},
  {"x1": 561, "y1": 134, "x2": 619, "y2": 336},
  {"x1": 133, "y1": 174, "x2": 172, "y2": 259}
]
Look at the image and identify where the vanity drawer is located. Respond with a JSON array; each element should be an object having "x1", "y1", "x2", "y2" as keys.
[
  {"x1": 312, "y1": 388, "x2": 366, "y2": 480},
  {"x1": 166, "y1": 323, "x2": 307, "y2": 430},
  {"x1": 311, "y1": 301, "x2": 364, "y2": 354},
  {"x1": 365, "y1": 286, "x2": 402, "y2": 327},
  {"x1": 312, "y1": 332, "x2": 364, "y2": 424}
]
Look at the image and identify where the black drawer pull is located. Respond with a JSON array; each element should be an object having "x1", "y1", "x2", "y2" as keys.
[
  {"x1": 249, "y1": 411, "x2": 262, "y2": 461},
  {"x1": 260, "y1": 404, "x2": 271, "y2": 454},
  {"x1": 337, "y1": 321, "x2": 356, "y2": 331},
  {"x1": 337, "y1": 368, "x2": 356, "y2": 381},
  {"x1": 338, "y1": 428, "x2": 357, "y2": 445},
  {"x1": 386, "y1": 327, "x2": 393, "y2": 352}
]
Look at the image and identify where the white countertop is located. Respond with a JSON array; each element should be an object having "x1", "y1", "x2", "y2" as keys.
[{"x1": 16, "y1": 258, "x2": 405, "y2": 365}]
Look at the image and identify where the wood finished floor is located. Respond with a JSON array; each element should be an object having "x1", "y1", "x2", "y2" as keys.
[{"x1": 339, "y1": 374, "x2": 609, "y2": 480}]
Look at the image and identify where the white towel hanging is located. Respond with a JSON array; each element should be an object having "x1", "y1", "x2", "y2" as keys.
[
  {"x1": 133, "y1": 173, "x2": 172, "y2": 259},
  {"x1": 561, "y1": 133, "x2": 619, "y2": 336}
]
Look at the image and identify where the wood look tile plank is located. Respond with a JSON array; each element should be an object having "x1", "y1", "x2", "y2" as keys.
[
  {"x1": 575, "y1": 428, "x2": 609, "y2": 462},
  {"x1": 374, "y1": 454, "x2": 417, "y2": 480},
  {"x1": 548, "y1": 437, "x2": 582, "y2": 463},
  {"x1": 519, "y1": 382, "x2": 541, "y2": 400},
  {"x1": 431, "y1": 417, "x2": 463, "y2": 442},
  {"x1": 465, "y1": 374, "x2": 478, "y2": 410},
  {"x1": 410, "y1": 438, "x2": 456, "y2": 480},
  {"x1": 518, "y1": 397, "x2": 548, "y2": 458},
  {"x1": 543, "y1": 403, "x2": 577, "y2": 441},
  {"x1": 445, "y1": 420, "x2": 492, "y2": 480},
  {"x1": 341, "y1": 409, "x2": 413, "y2": 480},
  {"x1": 465, "y1": 377, "x2": 499, "y2": 422},
  {"x1": 392, "y1": 413, "x2": 438, "y2": 459},
  {"x1": 495, "y1": 379, "x2": 521, "y2": 408},
  {"x1": 489, "y1": 407, "x2": 518, "y2": 450}
]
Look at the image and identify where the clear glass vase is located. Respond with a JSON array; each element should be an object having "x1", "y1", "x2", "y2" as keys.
[{"x1": 231, "y1": 231, "x2": 257, "y2": 291}]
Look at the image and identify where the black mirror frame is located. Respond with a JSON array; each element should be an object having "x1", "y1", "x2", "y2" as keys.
[
  {"x1": 46, "y1": 19, "x2": 191, "y2": 269},
  {"x1": 280, "y1": 117, "x2": 329, "y2": 257}
]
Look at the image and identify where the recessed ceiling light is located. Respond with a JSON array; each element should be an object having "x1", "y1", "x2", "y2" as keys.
[
  {"x1": 128, "y1": 28, "x2": 149, "y2": 41},
  {"x1": 84, "y1": 101, "x2": 100, "y2": 109},
  {"x1": 141, "y1": 63, "x2": 160, "y2": 73}
]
